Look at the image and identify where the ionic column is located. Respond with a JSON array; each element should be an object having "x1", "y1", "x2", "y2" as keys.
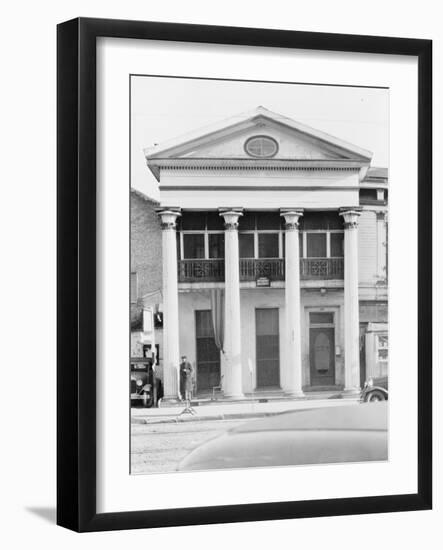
[
  {"x1": 340, "y1": 207, "x2": 362, "y2": 393},
  {"x1": 281, "y1": 209, "x2": 304, "y2": 397},
  {"x1": 158, "y1": 208, "x2": 181, "y2": 402},
  {"x1": 219, "y1": 208, "x2": 243, "y2": 399}
]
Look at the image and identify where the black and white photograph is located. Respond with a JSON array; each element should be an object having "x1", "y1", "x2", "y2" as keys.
[{"x1": 130, "y1": 75, "x2": 389, "y2": 475}]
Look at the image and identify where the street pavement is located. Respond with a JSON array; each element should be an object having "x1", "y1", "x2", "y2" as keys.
[
  {"x1": 131, "y1": 418, "x2": 245, "y2": 474},
  {"x1": 131, "y1": 397, "x2": 360, "y2": 474}
]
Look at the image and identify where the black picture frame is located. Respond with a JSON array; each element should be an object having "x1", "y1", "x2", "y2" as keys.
[{"x1": 57, "y1": 17, "x2": 432, "y2": 532}]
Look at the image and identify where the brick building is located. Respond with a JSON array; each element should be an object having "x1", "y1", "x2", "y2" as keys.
[{"x1": 130, "y1": 190, "x2": 163, "y2": 372}]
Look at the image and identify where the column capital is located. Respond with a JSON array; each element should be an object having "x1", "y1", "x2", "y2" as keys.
[
  {"x1": 219, "y1": 208, "x2": 244, "y2": 230},
  {"x1": 376, "y1": 210, "x2": 387, "y2": 222},
  {"x1": 339, "y1": 207, "x2": 362, "y2": 229},
  {"x1": 156, "y1": 207, "x2": 181, "y2": 230},
  {"x1": 280, "y1": 208, "x2": 304, "y2": 230}
]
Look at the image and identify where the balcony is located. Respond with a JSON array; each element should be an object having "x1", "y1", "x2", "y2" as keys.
[
  {"x1": 300, "y1": 258, "x2": 344, "y2": 280},
  {"x1": 178, "y1": 259, "x2": 225, "y2": 282},
  {"x1": 178, "y1": 258, "x2": 344, "y2": 283},
  {"x1": 239, "y1": 258, "x2": 285, "y2": 281}
]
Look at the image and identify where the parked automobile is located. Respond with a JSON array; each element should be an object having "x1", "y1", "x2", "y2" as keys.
[
  {"x1": 360, "y1": 375, "x2": 388, "y2": 402},
  {"x1": 177, "y1": 402, "x2": 388, "y2": 471},
  {"x1": 130, "y1": 358, "x2": 163, "y2": 407}
]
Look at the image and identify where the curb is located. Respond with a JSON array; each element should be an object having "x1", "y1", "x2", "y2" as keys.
[{"x1": 131, "y1": 411, "x2": 279, "y2": 425}]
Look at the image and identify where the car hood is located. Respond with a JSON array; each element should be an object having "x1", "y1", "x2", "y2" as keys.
[
  {"x1": 178, "y1": 402, "x2": 388, "y2": 472},
  {"x1": 232, "y1": 401, "x2": 387, "y2": 433}
]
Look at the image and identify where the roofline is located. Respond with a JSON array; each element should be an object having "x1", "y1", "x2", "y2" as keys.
[
  {"x1": 143, "y1": 106, "x2": 373, "y2": 162},
  {"x1": 130, "y1": 187, "x2": 160, "y2": 205},
  {"x1": 362, "y1": 167, "x2": 389, "y2": 186}
]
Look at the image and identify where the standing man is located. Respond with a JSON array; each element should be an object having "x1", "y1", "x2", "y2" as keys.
[{"x1": 179, "y1": 355, "x2": 193, "y2": 401}]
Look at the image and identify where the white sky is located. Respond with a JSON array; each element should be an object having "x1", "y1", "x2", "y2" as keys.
[{"x1": 131, "y1": 76, "x2": 389, "y2": 200}]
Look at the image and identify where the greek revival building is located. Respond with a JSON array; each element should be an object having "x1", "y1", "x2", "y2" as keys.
[{"x1": 142, "y1": 107, "x2": 388, "y2": 401}]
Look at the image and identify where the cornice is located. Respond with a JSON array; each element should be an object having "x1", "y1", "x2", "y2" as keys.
[
  {"x1": 155, "y1": 158, "x2": 365, "y2": 169},
  {"x1": 148, "y1": 158, "x2": 366, "y2": 181}
]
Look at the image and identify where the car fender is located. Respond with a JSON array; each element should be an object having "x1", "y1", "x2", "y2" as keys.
[{"x1": 368, "y1": 386, "x2": 388, "y2": 397}]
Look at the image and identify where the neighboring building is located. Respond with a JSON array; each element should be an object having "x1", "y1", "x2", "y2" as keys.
[
  {"x1": 136, "y1": 106, "x2": 388, "y2": 401},
  {"x1": 130, "y1": 190, "x2": 163, "y2": 376}
]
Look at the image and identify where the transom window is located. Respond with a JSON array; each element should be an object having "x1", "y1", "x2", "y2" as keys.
[{"x1": 244, "y1": 135, "x2": 279, "y2": 158}]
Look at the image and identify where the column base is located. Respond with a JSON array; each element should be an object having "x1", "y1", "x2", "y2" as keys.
[
  {"x1": 222, "y1": 392, "x2": 245, "y2": 400},
  {"x1": 283, "y1": 390, "x2": 306, "y2": 399}
]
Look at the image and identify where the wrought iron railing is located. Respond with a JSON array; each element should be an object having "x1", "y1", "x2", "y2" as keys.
[
  {"x1": 178, "y1": 258, "x2": 344, "y2": 282},
  {"x1": 239, "y1": 258, "x2": 285, "y2": 281},
  {"x1": 178, "y1": 259, "x2": 225, "y2": 282},
  {"x1": 300, "y1": 258, "x2": 344, "y2": 279}
]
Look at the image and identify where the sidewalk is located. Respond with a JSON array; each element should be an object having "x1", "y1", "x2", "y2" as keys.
[{"x1": 131, "y1": 393, "x2": 360, "y2": 425}]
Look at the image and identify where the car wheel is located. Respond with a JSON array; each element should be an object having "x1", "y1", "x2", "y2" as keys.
[
  {"x1": 365, "y1": 390, "x2": 386, "y2": 402},
  {"x1": 141, "y1": 392, "x2": 153, "y2": 408}
]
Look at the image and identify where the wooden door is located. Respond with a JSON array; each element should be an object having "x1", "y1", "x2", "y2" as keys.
[
  {"x1": 309, "y1": 327, "x2": 335, "y2": 386},
  {"x1": 256, "y1": 308, "x2": 280, "y2": 388},
  {"x1": 195, "y1": 310, "x2": 220, "y2": 392}
]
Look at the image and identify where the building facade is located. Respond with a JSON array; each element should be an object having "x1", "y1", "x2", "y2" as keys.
[
  {"x1": 137, "y1": 107, "x2": 388, "y2": 401},
  {"x1": 130, "y1": 190, "x2": 164, "y2": 373}
]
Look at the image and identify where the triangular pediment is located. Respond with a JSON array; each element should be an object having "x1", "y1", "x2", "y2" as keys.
[
  {"x1": 144, "y1": 107, "x2": 372, "y2": 180},
  {"x1": 178, "y1": 122, "x2": 349, "y2": 160}
]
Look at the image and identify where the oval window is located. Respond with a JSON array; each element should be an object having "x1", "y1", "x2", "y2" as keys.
[{"x1": 245, "y1": 136, "x2": 278, "y2": 158}]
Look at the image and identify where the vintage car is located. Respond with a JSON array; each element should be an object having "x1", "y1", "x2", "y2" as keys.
[
  {"x1": 177, "y1": 402, "x2": 388, "y2": 471},
  {"x1": 130, "y1": 358, "x2": 163, "y2": 407},
  {"x1": 360, "y1": 375, "x2": 388, "y2": 402}
]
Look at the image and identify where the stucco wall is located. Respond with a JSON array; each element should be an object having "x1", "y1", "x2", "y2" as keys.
[{"x1": 178, "y1": 287, "x2": 346, "y2": 394}]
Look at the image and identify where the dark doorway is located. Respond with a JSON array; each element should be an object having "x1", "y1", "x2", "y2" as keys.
[
  {"x1": 309, "y1": 312, "x2": 335, "y2": 386},
  {"x1": 256, "y1": 308, "x2": 280, "y2": 388},
  {"x1": 359, "y1": 323, "x2": 367, "y2": 387},
  {"x1": 195, "y1": 310, "x2": 220, "y2": 393}
]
